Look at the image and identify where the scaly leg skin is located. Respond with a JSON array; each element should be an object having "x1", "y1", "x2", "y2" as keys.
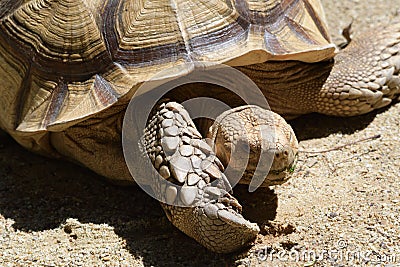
[
  {"x1": 316, "y1": 23, "x2": 400, "y2": 116},
  {"x1": 142, "y1": 102, "x2": 298, "y2": 253},
  {"x1": 236, "y1": 23, "x2": 400, "y2": 119}
]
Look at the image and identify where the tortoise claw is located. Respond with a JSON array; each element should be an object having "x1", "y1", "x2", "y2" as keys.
[{"x1": 162, "y1": 192, "x2": 259, "y2": 253}]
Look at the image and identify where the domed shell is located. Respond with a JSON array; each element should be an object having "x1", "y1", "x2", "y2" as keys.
[{"x1": 0, "y1": 0, "x2": 335, "y2": 133}]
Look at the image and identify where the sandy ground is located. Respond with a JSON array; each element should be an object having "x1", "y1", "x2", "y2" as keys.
[{"x1": 0, "y1": 1, "x2": 399, "y2": 266}]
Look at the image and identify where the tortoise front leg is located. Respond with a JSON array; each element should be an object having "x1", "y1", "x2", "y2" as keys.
[{"x1": 143, "y1": 101, "x2": 259, "y2": 253}]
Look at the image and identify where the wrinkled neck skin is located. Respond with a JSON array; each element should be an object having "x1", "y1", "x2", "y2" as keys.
[
  {"x1": 236, "y1": 60, "x2": 334, "y2": 119},
  {"x1": 165, "y1": 60, "x2": 333, "y2": 122}
]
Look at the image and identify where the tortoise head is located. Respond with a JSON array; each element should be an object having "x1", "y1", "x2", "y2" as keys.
[{"x1": 207, "y1": 105, "x2": 298, "y2": 189}]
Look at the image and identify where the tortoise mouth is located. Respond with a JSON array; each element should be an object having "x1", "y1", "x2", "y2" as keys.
[
  {"x1": 226, "y1": 153, "x2": 298, "y2": 188},
  {"x1": 269, "y1": 154, "x2": 297, "y2": 175}
]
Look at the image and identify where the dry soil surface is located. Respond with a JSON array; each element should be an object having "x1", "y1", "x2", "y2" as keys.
[{"x1": 0, "y1": 1, "x2": 399, "y2": 266}]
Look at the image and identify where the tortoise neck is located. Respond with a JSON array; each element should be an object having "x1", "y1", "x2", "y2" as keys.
[{"x1": 237, "y1": 60, "x2": 334, "y2": 118}]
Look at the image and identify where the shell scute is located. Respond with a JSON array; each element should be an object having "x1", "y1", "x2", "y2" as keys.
[{"x1": 0, "y1": 0, "x2": 334, "y2": 132}]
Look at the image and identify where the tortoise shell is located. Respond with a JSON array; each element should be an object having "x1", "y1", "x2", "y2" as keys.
[{"x1": 0, "y1": 0, "x2": 334, "y2": 133}]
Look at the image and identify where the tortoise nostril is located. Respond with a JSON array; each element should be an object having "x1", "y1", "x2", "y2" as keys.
[{"x1": 275, "y1": 149, "x2": 290, "y2": 159}]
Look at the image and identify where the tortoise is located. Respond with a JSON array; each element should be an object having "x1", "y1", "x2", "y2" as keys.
[{"x1": 0, "y1": 0, "x2": 399, "y2": 253}]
